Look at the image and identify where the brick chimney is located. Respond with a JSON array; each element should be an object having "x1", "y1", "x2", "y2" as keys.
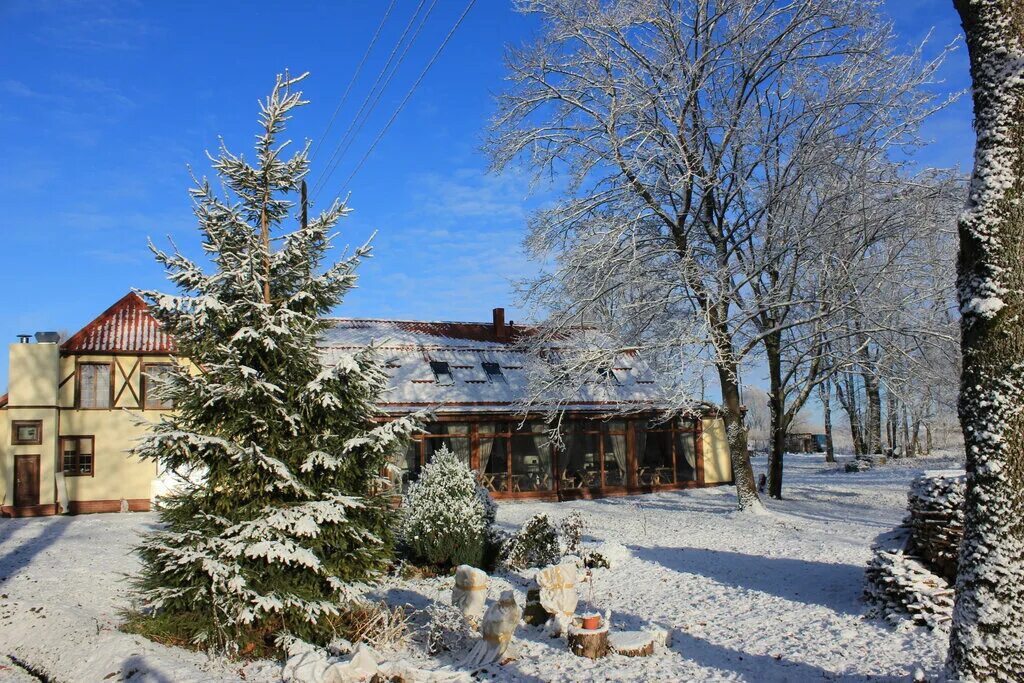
[{"x1": 492, "y1": 307, "x2": 507, "y2": 341}]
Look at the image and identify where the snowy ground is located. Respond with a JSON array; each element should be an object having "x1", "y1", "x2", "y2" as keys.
[{"x1": 0, "y1": 452, "x2": 963, "y2": 682}]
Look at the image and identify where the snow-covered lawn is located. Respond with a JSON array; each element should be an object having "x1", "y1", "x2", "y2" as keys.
[{"x1": 0, "y1": 453, "x2": 961, "y2": 682}]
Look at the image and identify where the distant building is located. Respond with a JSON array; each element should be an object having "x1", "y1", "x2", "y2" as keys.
[
  {"x1": 1, "y1": 293, "x2": 734, "y2": 517},
  {"x1": 784, "y1": 432, "x2": 827, "y2": 454}
]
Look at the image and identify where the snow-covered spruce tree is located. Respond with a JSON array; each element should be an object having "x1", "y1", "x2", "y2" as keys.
[
  {"x1": 132, "y1": 72, "x2": 419, "y2": 654},
  {"x1": 947, "y1": 2, "x2": 1024, "y2": 680},
  {"x1": 400, "y1": 445, "x2": 496, "y2": 568}
]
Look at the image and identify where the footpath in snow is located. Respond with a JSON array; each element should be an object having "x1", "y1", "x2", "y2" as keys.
[{"x1": 0, "y1": 452, "x2": 962, "y2": 682}]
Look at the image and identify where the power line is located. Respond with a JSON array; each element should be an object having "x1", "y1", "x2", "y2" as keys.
[
  {"x1": 310, "y1": 0, "x2": 398, "y2": 164},
  {"x1": 312, "y1": 0, "x2": 439, "y2": 200},
  {"x1": 311, "y1": 0, "x2": 430, "y2": 198},
  {"x1": 336, "y1": 0, "x2": 477, "y2": 194}
]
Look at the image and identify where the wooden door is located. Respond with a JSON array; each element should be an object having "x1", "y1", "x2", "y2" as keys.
[{"x1": 15, "y1": 454, "x2": 40, "y2": 508}]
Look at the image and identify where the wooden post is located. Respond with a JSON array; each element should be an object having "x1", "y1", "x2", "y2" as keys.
[{"x1": 300, "y1": 179, "x2": 308, "y2": 230}]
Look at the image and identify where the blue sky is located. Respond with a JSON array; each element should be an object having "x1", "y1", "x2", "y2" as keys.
[{"x1": 0, "y1": 0, "x2": 972, "y2": 393}]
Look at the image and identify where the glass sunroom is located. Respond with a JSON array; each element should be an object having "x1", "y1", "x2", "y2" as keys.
[{"x1": 389, "y1": 415, "x2": 706, "y2": 500}]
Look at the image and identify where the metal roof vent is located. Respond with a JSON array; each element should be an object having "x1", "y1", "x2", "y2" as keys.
[{"x1": 35, "y1": 331, "x2": 61, "y2": 344}]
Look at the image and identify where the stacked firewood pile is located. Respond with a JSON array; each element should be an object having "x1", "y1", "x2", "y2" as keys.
[
  {"x1": 905, "y1": 471, "x2": 965, "y2": 583},
  {"x1": 864, "y1": 471, "x2": 965, "y2": 629}
]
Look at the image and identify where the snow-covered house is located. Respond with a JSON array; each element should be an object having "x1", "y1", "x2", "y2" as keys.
[
  {"x1": 0, "y1": 294, "x2": 733, "y2": 516},
  {"x1": 321, "y1": 309, "x2": 734, "y2": 500},
  {"x1": 0, "y1": 293, "x2": 175, "y2": 517}
]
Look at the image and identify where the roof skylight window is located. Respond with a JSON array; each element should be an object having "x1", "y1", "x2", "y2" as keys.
[
  {"x1": 430, "y1": 361, "x2": 454, "y2": 386},
  {"x1": 482, "y1": 361, "x2": 506, "y2": 383}
]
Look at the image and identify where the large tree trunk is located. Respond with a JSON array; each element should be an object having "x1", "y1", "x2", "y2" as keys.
[
  {"x1": 820, "y1": 379, "x2": 836, "y2": 464},
  {"x1": 947, "y1": 2, "x2": 1024, "y2": 680}
]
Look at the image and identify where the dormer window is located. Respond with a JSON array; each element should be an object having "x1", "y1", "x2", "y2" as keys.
[
  {"x1": 482, "y1": 362, "x2": 506, "y2": 383},
  {"x1": 430, "y1": 361, "x2": 454, "y2": 386},
  {"x1": 597, "y1": 367, "x2": 621, "y2": 385}
]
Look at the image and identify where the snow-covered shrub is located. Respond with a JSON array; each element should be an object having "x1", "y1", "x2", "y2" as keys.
[
  {"x1": 559, "y1": 511, "x2": 586, "y2": 557},
  {"x1": 584, "y1": 542, "x2": 631, "y2": 570},
  {"x1": 401, "y1": 446, "x2": 495, "y2": 568},
  {"x1": 501, "y1": 513, "x2": 561, "y2": 570}
]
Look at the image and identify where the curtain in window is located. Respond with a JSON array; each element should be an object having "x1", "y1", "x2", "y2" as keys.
[
  {"x1": 81, "y1": 364, "x2": 110, "y2": 408},
  {"x1": 634, "y1": 424, "x2": 649, "y2": 484},
  {"x1": 606, "y1": 426, "x2": 627, "y2": 486},
  {"x1": 445, "y1": 423, "x2": 471, "y2": 466},
  {"x1": 675, "y1": 431, "x2": 697, "y2": 481},
  {"x1": 531, "y1": 432, "x2": 553, "y2": 491},
  {"x1": 478, "y1": 423, "x2": 496, "y2": 472}
]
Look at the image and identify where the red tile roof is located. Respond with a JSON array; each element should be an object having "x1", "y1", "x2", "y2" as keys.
[
  {"x1": 61, "y1": 292, "x2": 176, "y2": 354},
  {"x1": 0, "y1": 393, "x2": 7, "y2": 409}
]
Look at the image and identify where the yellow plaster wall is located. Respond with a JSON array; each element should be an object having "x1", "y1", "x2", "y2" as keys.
[
  {"x1": 59, "y1": 409, "x2": 159, "y2": 502},
  {"x1": 2, "y1": 352, "x2": 177, "y2": 509},
  {"x1": 9, "y1": 343, "x2": 60, "y2": 406},
  {"x1": 0, "y1": 417, "x2": 7, "y2": 506},
  {"x1": 3, "y1": 407, "x2": 60, "y2": 507},
  {"x1": 701, "y1": 417, "x2": 733, "y2": 484}
]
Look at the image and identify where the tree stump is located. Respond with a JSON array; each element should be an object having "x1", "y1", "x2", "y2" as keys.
[
  {"x1": 609, "y1": 631, "x2": 656, "y2": 657},
  {"x1": 523, "y1": 586, "x2": 549, "y2": 626},
  {"x1": 567, "y1": 618, "x2": 609, "y2": 659}
]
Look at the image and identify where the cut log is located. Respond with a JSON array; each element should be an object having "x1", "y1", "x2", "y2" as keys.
[
  {"x1": 567, "y1": 618, "x2": 608, "y2": 659},
  {"x1": 608, "y1": 630, "x2": 656, "y2": 657}
]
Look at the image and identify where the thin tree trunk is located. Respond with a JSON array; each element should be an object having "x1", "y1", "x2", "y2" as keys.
[
  {"x1": 765, "y1": 329, "x2": 786, "y2": 499},
  {"x1": 886, "y1": 389, "x2": 897, "y2": 453},
  {"x1": 947, "y1": 1, "x2": 1024, "y2": 679},
  {"x1": 836, "y1": 376, "x2": 865, "y2": 455},
  {"x1": 863, "y1": 371, "x2": 883, "y2": 454},
  {"x1": 901, "y1": 403, "x2": 911, "y2": 457},
  {"x1": 910, "y1": 419, "x2": 921, "y2": 458},
  {"x1": 717, "y1": 361, "x2": 761, "y2": 511},
  {"x1": 820, "y1": 379, "x2": 835, "y2": 464},
  {"x1": 925, "y1": 423, "x2": 932, "y2": 455}
]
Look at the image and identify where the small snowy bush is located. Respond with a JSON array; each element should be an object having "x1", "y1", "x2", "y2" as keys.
[
  {"x1": 560, "y1": 511, "x2": 586, "y2": 557},
  {"x1": 401, "y1": 446, "x2": 495, "y2": 568},
  {"x1": 501, "y1": 513, "x2": 561, "y2": 570}
]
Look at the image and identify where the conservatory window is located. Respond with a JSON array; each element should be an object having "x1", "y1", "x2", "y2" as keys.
[{"x1": 423, "y1": 423, "x2": 471, "y2": 467}]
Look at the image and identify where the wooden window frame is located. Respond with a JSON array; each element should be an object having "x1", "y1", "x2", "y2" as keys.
[
  {"x1": 140, "y1": 362, "x2": 175, "y2": 410},
  {"x1": 61, "y1": 435, "x2": 96, "y2": 477},
  {"x1": 76, "y1": 361, "x2": 114, "y2": 410},
  {"x1": 638, "y1": 418, "x2": 699, "y2": 486},
  {"x1": 11, "y1": 419, "x2": 43, "y2": 445}
]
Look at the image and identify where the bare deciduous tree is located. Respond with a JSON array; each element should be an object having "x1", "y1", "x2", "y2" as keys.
[{"x1": 490, "y1": 0, "x2": 950, "y2": 510}]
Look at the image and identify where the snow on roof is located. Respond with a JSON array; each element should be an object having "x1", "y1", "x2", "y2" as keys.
[
  {"x1": 319, "y1": 318, "x2": 665, "y2": 415},
  {"x1": 61, "y1": 292, "x2": 176, "y2": 355}
]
